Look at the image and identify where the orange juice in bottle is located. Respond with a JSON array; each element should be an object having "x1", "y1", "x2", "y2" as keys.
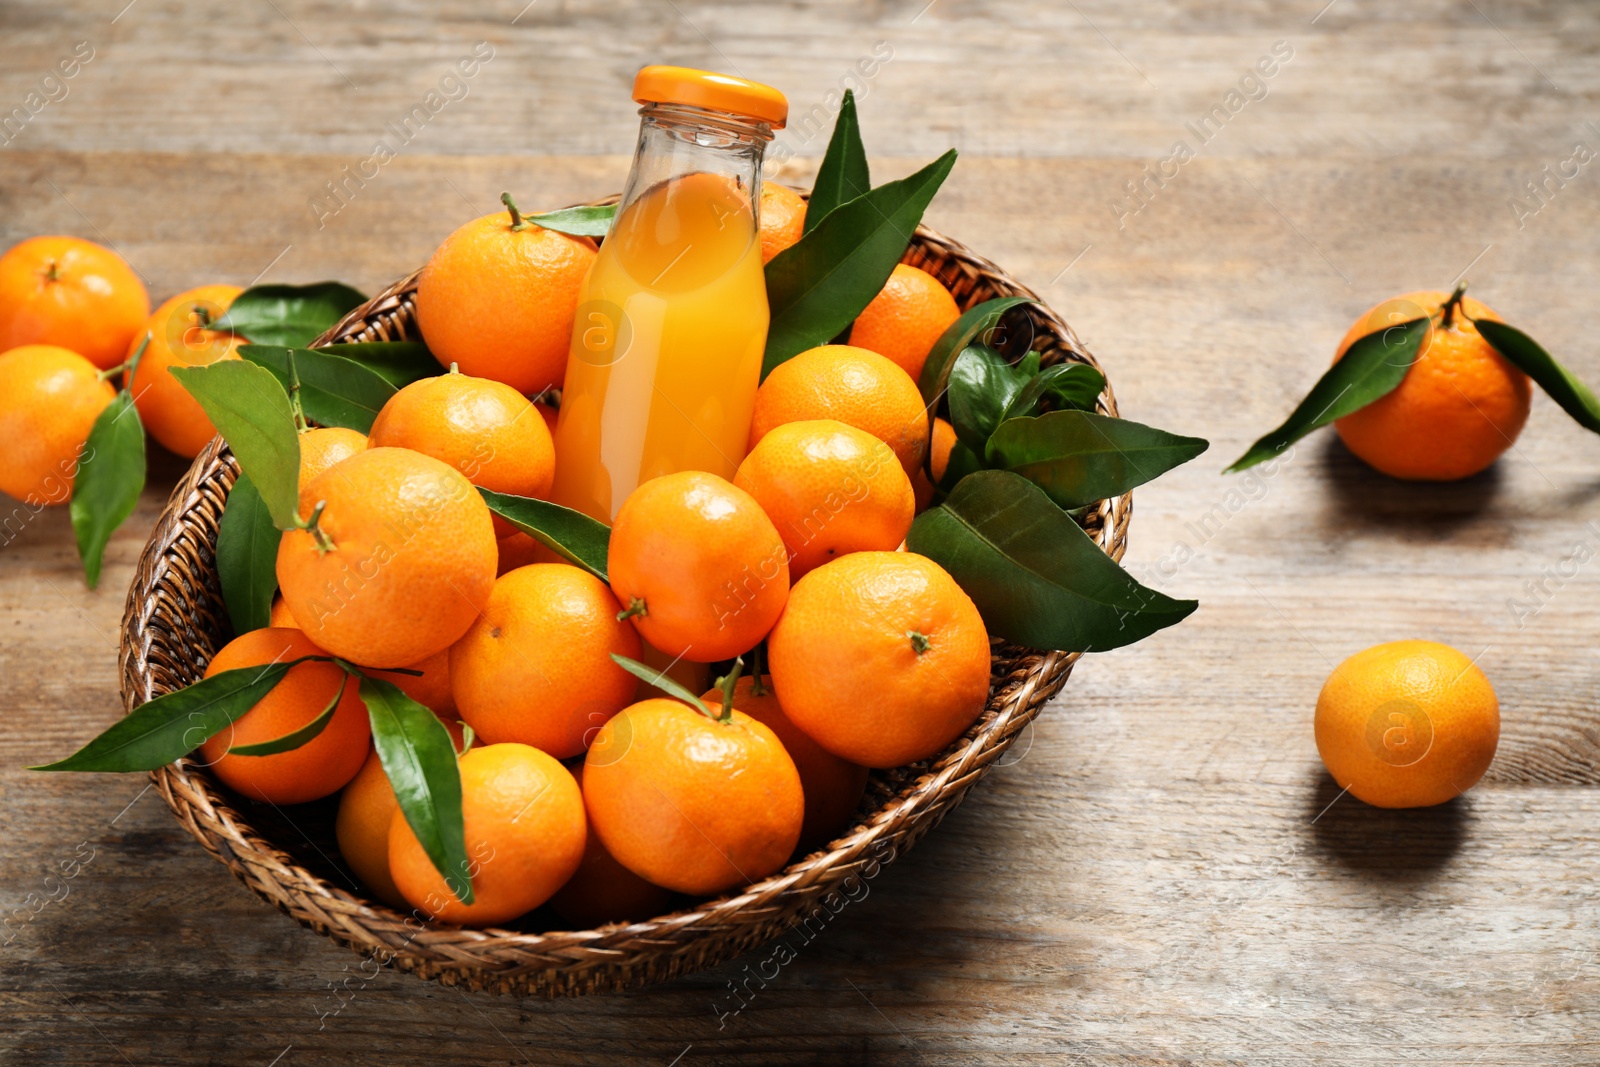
[{"x1": 551, "y1": 66, "x2": 788, "y2": 522}]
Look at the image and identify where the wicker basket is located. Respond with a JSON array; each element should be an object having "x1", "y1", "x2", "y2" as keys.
[{"x1": 117, "y1": 210, "x2": 1131, "y2": 997}]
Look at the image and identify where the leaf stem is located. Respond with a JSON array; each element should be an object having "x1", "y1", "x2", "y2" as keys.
[
  {"x1": 747, "y1": 643, "x2": 770, "y2": 697},
  {"x1": 711, "y1": 656, "x2": 744, "y2": 724},
  {"x1": 286, "y1": 350, "x2": 309, "y2": 433},
  {"x1": 294, "y1": 499, "x2": 334, "y2": 553},
  {"x1": 502, "y1": 192, "x2": 531, "y2": 232},
  {"x1": 97, "y1": 334, "x2": 152, "y2": 384},
  {"x1": 1439, "y1": 282, "x2": 1469, "y2": 330}
]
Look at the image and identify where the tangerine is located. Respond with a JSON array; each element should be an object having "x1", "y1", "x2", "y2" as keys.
[
  {"x1": 0, "y1": 345, "x2": 115, "y2": 505},
  {"x1": 0, "y1": 236, "x2": 149, "y2": 370},
  {"x1": 848, "y1": 263, "x2": 960, "y2": 382},
  {"x1": 607, "y1": 471, "x2": 789, "y2": 663},
  {"x1": 768, "y1": 552, "x2": 991, "y2": 768},
  {"x1": 759, "y1": 183, "x2": 807, "y2": 264},
  {"x1": 127, "y1": 285, "x2": 244, "y2": 458},
  {"x1": 548, "y1": 762, "x2": 675, "y2": 927},
  {"x1": 734, "y1": 419, "x2": 914, "y2": 578}
]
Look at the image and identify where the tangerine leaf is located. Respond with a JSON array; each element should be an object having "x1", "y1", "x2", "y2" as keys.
[
  {"x1": 69, "y1": 391, "x2": 146, "y2": 590},
  {"x1": 1475, "y1": 319, "x2": 1600, "y2": 434},
  {"x1": 215, "y1": 473, "x2": 281, "y2": 634},
  {"x1": 169, "y1": 361, "x2": 301, "y2": 530},
  {"x1": 228, "y1": 676, "x2": 344, "y2": 757},
  {"x1": 804, "y1": 88, "x2": 869, "y2": 234},
  {"x1": 985, "y1": 411, "x2": 1210, "y2": 510},
  {"x1": 763, "y1": 149, "x2": 958, "y2": 377},
  {"x1": 523, "y1": 203, "x2": 615, "y2": 237},
  {"x1": 947, "y1": 345, "x2": 1034, "y2": 452},
  {"x1": 239, "y1": 345, "x2": 397, "y2": 433},
  {"x1": 479, "y1": 488, "x2": 610, "y2": 581},
  {"x1": 211, "y1": 282, "x2": 368, "y2": 348},
  {"x1": 359, "y1": 674, "x2": 473, "y2": 905},
  {"x1": 906, "y1": 470, "x2": 1196, "y2": 652},
  {"x1": 1226, "y1": 316, "x2": 1429, "y2": 472},
  {"x1": 917, "y1": 296, "x2": 1038, "y2": 424},
  {"x1": 610, "y1": 654, "x2": 713, "y2": 716},
  {"x1": 30, "y1": 658, "x2": 321, "y2": 772},
  {"x1": 1002, "y1": 362, "x2": 1105, "y2": 421},
  {"x1": 326, "y1": 341, "x2": 440, "y2": 389}
]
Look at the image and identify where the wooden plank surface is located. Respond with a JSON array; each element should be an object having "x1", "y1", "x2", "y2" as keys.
[{"x1": 4, "y1": 1, "x2": 1600, "y2": 1063}]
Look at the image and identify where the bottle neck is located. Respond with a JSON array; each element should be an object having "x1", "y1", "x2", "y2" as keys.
[{"x1": 616, "y1": 104, "x2": 771, "y2": 219}]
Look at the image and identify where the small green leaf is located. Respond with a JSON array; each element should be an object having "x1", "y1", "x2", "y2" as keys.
[
  {"x1": 1475, "y1": 318, "x2": 1600, "y2": 435},
  {"x1": 210, "y1": 282, "x2": 368, "y2": 348},
  {"x1": 937, "y1": 439, "x2": 985, "y2": 493},
  {"x1": 229, "y1": 676, "x2": 345, "y2": 756},
  {"x1": 763, "y1": 149, "x2": 958, "y2": 377},
  {"x1": 169, "y1": 361, "x2": 302, "y2": 530},
  {"x1": 906, "y1": 470, "x2": 1196, "y2": 652},
  {"x1": 479, "y1": 487, "x2": 610, "y2": 581},
  {"x1": 239, "y1": 345, "x2": 397, "y2": 434},
  {"x1": 947, "y1": 345, "x2": 1034, "y2": 452},
  {"x1": 522, "y1": 203, "x2": 615, "y2": 237},
  {"x1": 215, "y1": 473, "x2": 282, "y2": 634},
  {"x1": 1227, "y1": 317, "x2": 1430, "y2": 472},
  {"x1": 31, "y1": 658, "x2": 319, "y2": 772},
  {"x1": 327, "y1": 341, "x2": 441, "y2": 389},
  {"x1": 1002, "y1": 362, "x2": 1106, "y2": 421},
  {"x1": 610, "y1": 654, "x2": 713, "y2": 715},
  {"x1": 360, "y1": 674, "x2": 473, "y2": 905},
  {"x1": 804, "y1": 88, "x2": 870, "y2": 234},
  {"x1": 985, "y1": 411, "x2": 1210, "y2": 510},
  {"x1": 917, "y1": 296, "x2": 1038, "y2": 418},
  {"x1": 69, "y1": 392, "x2": 146, "y2": 589}
]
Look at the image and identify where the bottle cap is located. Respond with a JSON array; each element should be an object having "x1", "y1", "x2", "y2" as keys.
[{"x1": 632, "y1": 65, "x2": 788, "y2": 129}]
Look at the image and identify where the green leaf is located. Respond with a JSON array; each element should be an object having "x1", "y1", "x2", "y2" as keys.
[
  {"x1": 479, "y1": 487, "x2": 610, "y2": 581},
  {"x1": 327, "y1": 341, "x2": 441, "y2": 389},
  {"x1": 215, "y1": 473, "x2": 282, "y2": 634},
  {"x1": 239, "y1": 345, "x2": 397, "y2": 433},
  {"x1": 937, "y1": 439, "x2": 985, "y2": 493},
  {"x1": 916, "y1": 296, "x2": 1038, "y2": 416},
  {"x1": 947, "y1": 345, "x2": 1033, "y2": 452},
  {"x1": 985, "y1": 411, "x2": 1210, "y2": 510},
  {"x1": 1226, "y1": 316, "x2": 1430, "y2": 472},
  {"x1": 763, "y1": 149, "x2": 958, "y2": 377},
  {"x1": 169, "y1": 361, "x2": 301, "y2": 530},
  {"x1": 1475, "y1": 318, "x2": 1600, "y2": 434},
  {"x1": 610, "y1": 654, "x2": 712, "y2": 715},
  {"x1": 31, "y1": 658, "x2": 318, "y2": 772},
  {"x1": 1002, "y1": 362, "x2": 1106, "y2": 420},
  {"x1": 210, "y1": 282, "x2": 368, "y2": 348},
  {"x1": 522, "y1": 203, "x2": 615, "y2": 238},
  {"x1": 228, "y1": 676, "x2": 344, "y2": 756},
  {"x1": 69, "y1": 392, "x2": 146, "y2": 589},
  {"x1": 804, "y1": 88, "x2": 870, "y2": 234},
  {"x1": 359, "y1": 675, "x2": 473, "y2": 905},
  {"x1": 906, "y1": 470, "x2": 1197, "y2": 652}
]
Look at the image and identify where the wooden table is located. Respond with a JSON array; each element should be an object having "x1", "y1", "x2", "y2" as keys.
[{"x1": 5, "y1": 2, "x2": 1600, "y2": 1063}]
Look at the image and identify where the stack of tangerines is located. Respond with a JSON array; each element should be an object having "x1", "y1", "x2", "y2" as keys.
[{"x1": 3, "y1": 190, "x2": 988, "y2": 929}]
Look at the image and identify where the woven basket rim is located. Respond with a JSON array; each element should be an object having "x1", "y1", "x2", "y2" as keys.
[{"x1": 117, "y1": 203, "x2": 1132, "y2": 996}]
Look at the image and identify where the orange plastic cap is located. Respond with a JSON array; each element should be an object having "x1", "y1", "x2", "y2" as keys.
[{"x1": 632, "y1": 65, "x2": 788, "y2": 129}]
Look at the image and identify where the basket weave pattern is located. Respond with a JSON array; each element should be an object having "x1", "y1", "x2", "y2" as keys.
[{"x1": 117, "y1": 217, "x2": 1131, "y2": 996}]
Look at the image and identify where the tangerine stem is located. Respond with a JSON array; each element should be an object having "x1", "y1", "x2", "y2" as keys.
[
  {"x1": 713, "y1": 656, "x2": 744, "y2": 724},
  {"x1": 502, "y1": 191, "x2": 530, "y2": 232},
  {"x1": 908, "y1": 630, "x2": 932, "y2": 656},
  {"x1": 747, "y1": 643, "x2": 770, "y2": 697},
  {"x1": 1439, "y1": 281, "x2": 1469, "y2": 330},
  {"x1": 295, "y1": 500, "x2": 334, "y2": 554},
  {"x1": 96, "y1": 335, "x2": 151, "y2": 385},
  {"x1": 616, "y1": 598, "x2": 648, "y2": 622}
]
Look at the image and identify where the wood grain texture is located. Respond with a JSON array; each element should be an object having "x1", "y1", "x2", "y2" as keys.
[{"x1": 4, "y1": 0, "x2": 1600, "y2": 1062}]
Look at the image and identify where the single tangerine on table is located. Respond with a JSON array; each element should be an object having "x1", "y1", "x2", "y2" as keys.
[
  {"x1": 0, "y1": 345, "x2": 115, "y2": 505},
  {"x1": 0, "y1": 236, "x2": 150, "y2": 370},
  {"x1": 607, "y1": 471, "x2": 790, "y2": 663},
  {"x1": 275, "y1": 447, "x2": 498, "y2": 669},
  {"x1": 1332, "y1": 289, "x2": 1530, "y2": 481},
  {"x1": 582, "y1": 696, "x2": 803, "y2": 896},
  {"x1": 734, "y1": 419, "x2": 915, "y2": 578},
  {"x1": 197, "y1": 627, "x2": 371, "y2": 805},
  {"x1": 388, "y1": 742, "x2": 587, "y2": 926},
  {"x1": 414, "y1": 200, "x2": 596, "y2": 396},
  {"x1": 848, "y1": 263, "x2": 961, "y2": 382},
  {"x1": 548, "y1": 762, "x2": 675, "y2": 928},
  {"x1": 768, "y1": 551, "x2": 992, "y2": 769},
  {"x1": 449, "y1": 563, "x2": 642, "y2": 759},
  {"x1": 1314, "y1": 640, "x2": 1500, "y2": 809},
  {"x1": 758, "y1": 183, "x2": 807, "y2": 264},
  {"x1": 336, "y1": 719, "x2": 470, "y2": 910},
  {"x1": 366, "y1": 370, "x2": 556, "y2": 538},
  {"x1": 701, "y1": 674, "x2": 869, "y2": 853},
  {"x1": 750, "y1": 344, "x2": 930, "y2": 481},
  {"x1": 127, "y1": 284, "x2": 246, "y2": 458}
]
